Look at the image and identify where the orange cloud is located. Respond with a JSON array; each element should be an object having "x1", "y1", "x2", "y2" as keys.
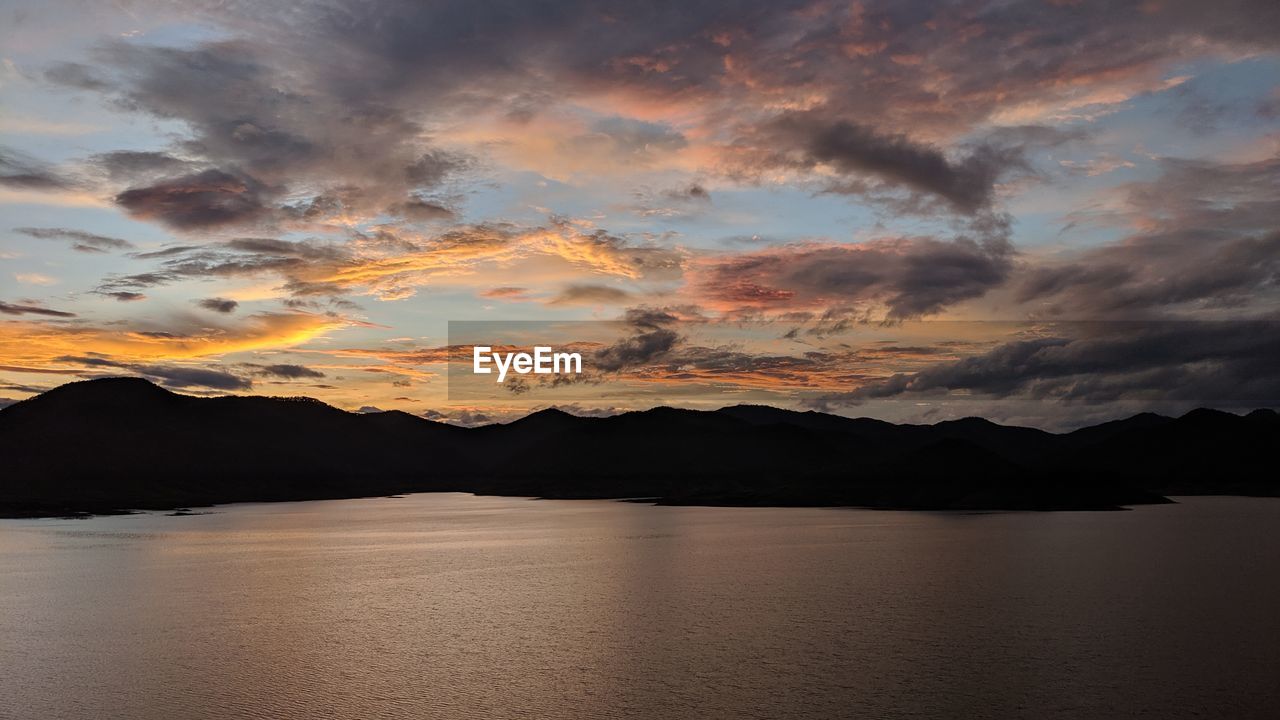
[
  {"x1": 0, "y1": 312, "x2": 344, "y2": 367},
  {"x1": 254, "y1": 222, "x2": 683, "y2": 300}
]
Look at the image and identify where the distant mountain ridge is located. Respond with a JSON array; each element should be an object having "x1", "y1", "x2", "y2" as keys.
[{"x1": 1, "y1": 378, "x2": 1277, "y2": 517}]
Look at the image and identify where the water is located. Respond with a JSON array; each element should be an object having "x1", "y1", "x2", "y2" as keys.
[{"x1": 1, "y1": 495, "x2": 1278, "y2": 720}]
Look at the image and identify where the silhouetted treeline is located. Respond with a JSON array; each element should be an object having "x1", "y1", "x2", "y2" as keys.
[{"x1": 2, "y1": 378, "x2": 1276, "y2": 517}]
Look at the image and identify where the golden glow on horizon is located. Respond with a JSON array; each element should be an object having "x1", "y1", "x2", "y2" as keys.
[{"x1": 0, "y1": 312, "x2": 344, "y2": 366}]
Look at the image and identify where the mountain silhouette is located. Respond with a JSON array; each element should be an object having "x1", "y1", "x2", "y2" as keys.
[{"x1": 1, "y1": 378, "x2": 1276, "y2": 517}]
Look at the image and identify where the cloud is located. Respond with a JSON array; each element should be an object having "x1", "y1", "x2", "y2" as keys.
[
  {"x1": 14, "y1": 226, "x2": 134, "y2": 253},
  {"x1": 1016, "y1": 155, "x2": 1280, "y2": 317},
  {"x1": 33, "y1": 0, "x2": 1280, "y2": 226},
  {"x1": 43, "y1": 62, "x2": 110, "y2": 91},
  {"x1": 523, "y1": 221, "x2": 683, "y2": 281},
  {"x1": 115, "y1": 169, "x2": 270, "y2": 231},
  {"x1": 223, "y1": 237, "x2": 343, "y2": 259},
  {"x1": 56, "y1": 355, "x2": 253, "y2": 391},
  {"x1": 628, "y1": 183, "x2": 713, "y2": 218},
  {"x1": 12, "y1": 0, "x2": 1280, "y2": 425},
  {"x1": 467, "y1": 309, "x2": 916, "y2": 396},
  {"x1": 0, "y1": 146, "x2": 70, "y2": 190},
  {"x1": 669, "y1": 184, "x2": 710, "y2": 202},
  {"x1": 548, "y1": 284, "x2": 632, "y2": 305},
  {"x1": 246, "y1": 363, "x2": 326, "y2": 379},
  {"x1": 812, "y1": 321, "x2": 1280, "y2": 412},
  {"x1": 749, "y1": 113, "x2": 1024, "y2": 213},
  {"x1": 480, "y1": 286, "x2": 529, "y2": 299},
  {"x1": 50, "y1": 39, "x2": 469, "y2": 229},
  {"x1": 13, "y1": 273, "x2": 57, "y2": 286},
  {"x1": 695, "y1": 234, "x2": 1013, "y2": 320},
  {"x1": 0, "y1": 312, "x2": 343, "y2": 368},
  {"x1": 136, "y1": 364, "x2": 252, "y2": 390},
  {"x1": 94, "y1": 219, "x2": 682, "y2": 302},
  {"x1": 592, "y1": 325, "x2": 681, "y2": 373},
  {"x1": 0, "y1": 301, "x2": 76, "y2": 318},
  {"x1": 94, "y1": 238, "x2": 335, "y2": 296},
  {"x1": 558, "y1": 117, "x2": 688, "y2": 168},
  {"x1": 393, "y1": 198, "x2": 458, "y2": 222},
  {"x1": 89, "y1": 150, "x2": 192, "y2": 180},
  {"x1": 197, "y1": 297, "x2": 239, "y2": 313},
  {"x1": 100, "y1": 291, "x2": 147, "y2": 302}
]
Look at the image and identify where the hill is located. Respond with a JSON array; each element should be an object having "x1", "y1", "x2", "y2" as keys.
[{"x1": 2, "y1": 378, "x2": 1276, "y2": 516}]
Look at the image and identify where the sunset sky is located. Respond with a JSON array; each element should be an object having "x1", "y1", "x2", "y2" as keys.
[{"x1": 2, "y1": 0, "x2": 1278, "y2": 428}]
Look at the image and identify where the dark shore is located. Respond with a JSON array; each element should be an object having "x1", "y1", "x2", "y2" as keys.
[{"x1": 1, "y1": 378, "x2": 1276, "y2": 518}]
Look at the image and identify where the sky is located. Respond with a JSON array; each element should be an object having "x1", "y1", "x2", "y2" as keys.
[{"x1": 1, "y1": 0, "x2": 1278, "y2": 429}]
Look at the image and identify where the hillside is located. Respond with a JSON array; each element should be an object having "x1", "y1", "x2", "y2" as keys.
[{"x1": 2, "y1": 378, "x2": 1276, "y2": 516}]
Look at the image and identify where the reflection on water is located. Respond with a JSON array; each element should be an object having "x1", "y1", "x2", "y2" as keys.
[{"x1": 2, "y1": 495, "x2": 1279, "y2": 719}]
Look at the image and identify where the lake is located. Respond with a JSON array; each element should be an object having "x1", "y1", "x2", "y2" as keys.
[{"x1": 2, "y1": 494, "x2": 1278, "y2": 719}]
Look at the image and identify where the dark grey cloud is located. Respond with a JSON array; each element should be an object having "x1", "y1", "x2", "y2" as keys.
[
  {"x1": 1017, "y1": 156, "x2": 1280, "y2": 317},
  {"x1": 0, "y1": 365, "x2": 91, "y2": 376},
  {"x1": 100, "y1": 291, "x2": 147, "y2": 302},
  {"x1": 480, "y1": 286, "x2": 528, "y2": 299},
  {"x1": 139, "y1": 365, "x2": 253, "y2": 391},
  {"x1": 812, "y1": 321, "x2": 1280, "y2": 413},
  {"x1": 115, "y1": 169, "x2": 271, "y2": 230},
  {"x1": 223, "y1": 237, "x2": 343, "y2": 259},
  {"x1": 404, "y1": 151, "x2": 465, "y2": 188},
  {"x1": 196, "y1": 297, "x2": 239, "y2": 313},
  {"x1": 593, "y1": 326, "x2": 681, "y2": 372},
  {"x1": 537, "y1": 308, "x2": 686, "y2": 376},
  {"x1": 756, "y1": 113, "x2": 1024, "y2": 213},
  {"x1": 549, "y1": 284, "x2": 632, "y2": 305},
  {"x1": 96, "y1": 272, "x2": 181, "y2": 291},
  {"x1": 246, "y1": 363, "x2": 326, "y2": 380},
  {"x1": 1018, "y1": 231, "x2": 1280, "y2": 316},
  {"x1": 622, "y1": 307, "x2": 682, "y2": 330},
  {"x1": 47, "y1": 39, "x2": 471, "y2": 228},
  {"x1": 89, "y1": 150, "x2": 192, "y2": 181},
  {"x1": 665, "y1": 184, "x2": 710, "y2": 203},
  {"x1": 15, "y1": 226, "x2": 134, "y2": 253},
  {"x1": 0, "y1": 146, "x2": 70, "y2": 190},
  {"x1": 699, "y1": 232, "x2": 1013, "y2": 320},
  {"x1": 95, "y1": 240, "x2": 324, "y2": 295},
  {"x1": 130, "y1": 245, "x2": 202, "y2": 259},
  {"x1": 0, "y1": 381, "x2": 51, "y2": 395},
  {"x1": 0, "y1": 301, "x2": 76, "y2": 317},
  {"x1": 43, "y1": 61, "x2": 110, "y2": 91},
  {"x1": 57, "y1": 356, "x2": 253, "y2": 391},
  {"x1": 393, "y1": 198, "x2": 457, "y2": 222}
]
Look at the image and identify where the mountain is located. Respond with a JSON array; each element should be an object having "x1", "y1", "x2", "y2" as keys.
[{"x1": 1, "y1": 378, "x2": 1276, "y2": 517}]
